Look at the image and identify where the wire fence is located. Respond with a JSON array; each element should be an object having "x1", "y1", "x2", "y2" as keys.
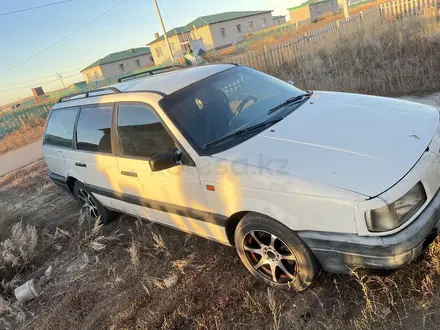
[
  {"x1": 0, "y1": 75, "x2": 125, "y2": 135},
  {"x1": 0, "y1": 103, "x2": 55, "y2": 135}
]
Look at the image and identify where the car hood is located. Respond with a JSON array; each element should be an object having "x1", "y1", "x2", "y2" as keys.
[{"x1": 213, "y1": 91, "x2": 439, "y2": 197}]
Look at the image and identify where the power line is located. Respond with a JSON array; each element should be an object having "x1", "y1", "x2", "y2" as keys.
[
  {"x1": 0, "y1": 0, "x2": 127, "y2": 77},
  {"x1": 0, "y1": 72, "x2": 83, "y2": 93},
  {"x1": 0, "y1": 0, "x2": 72, "y2": 17},
  {"x1": 158, "y1": 0, "x2": 174, "y2": 28},
  {"x1": 153, "y1": 0, "x2": 175, "y2": 62},
  {"x1": 274, "y1": 0, "x2": 297, "y2": 11},
  {"x1": 0, "y1": 68, "x2": 82, "y2": 89},
  {"x1": 56, "y1": 72, "x2": 66, "y2": 88}
]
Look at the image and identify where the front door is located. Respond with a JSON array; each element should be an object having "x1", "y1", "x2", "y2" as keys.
[{"x1": 114, "y1": 103, "x2": 221, "y2": 241}]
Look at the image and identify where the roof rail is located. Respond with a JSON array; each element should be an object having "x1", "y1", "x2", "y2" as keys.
[
  {"x1": 117, "y1": 65, "x2": 184, "y2": 83},
  {"x1": 57, "y1": 87, "x2": 121, "y2": 103}
]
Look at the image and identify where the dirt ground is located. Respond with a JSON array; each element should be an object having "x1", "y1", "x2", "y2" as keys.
[{"x1": 1, "y1": 161, "x2": 440, "y2": 330}]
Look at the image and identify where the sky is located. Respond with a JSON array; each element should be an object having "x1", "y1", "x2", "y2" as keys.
[{"x1": 0, "y1": 0, "x2": 301, "y2": 106}]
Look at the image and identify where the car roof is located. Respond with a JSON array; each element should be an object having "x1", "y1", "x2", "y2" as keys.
[
  {"x1": 52, "y1": 64, "x2": 236, "y2": 109},
  {"x1": 111, "y1": 64, "x2": 236, "y2": 95}
]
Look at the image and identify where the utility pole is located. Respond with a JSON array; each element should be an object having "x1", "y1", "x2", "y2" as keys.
[
  {"x1": 153, "y1": 0, "x2": 175, "y2": 63},
  {"x1": 342, "y1": 0, "x2": 350, "y2": 19},
  {"x1": 56, "y1": 72, "x2": 66, "y2": 89}
]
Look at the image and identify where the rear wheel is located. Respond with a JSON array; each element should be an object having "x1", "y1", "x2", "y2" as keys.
[
  {"x1": 235, "y1": 213, "x2": 320, "y2": 291},
  {"x1": 73, "y1": 181, "x2": 117, "y2": 225}
]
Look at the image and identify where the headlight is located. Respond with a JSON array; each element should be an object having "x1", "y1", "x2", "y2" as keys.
[{"x1": 365, "y1": 182, "x2": 426, "y2": 232}]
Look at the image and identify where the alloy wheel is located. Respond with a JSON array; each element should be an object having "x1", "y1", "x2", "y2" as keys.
[
  {"x1": 243, "y1": 230, "x2": 298, "y2": 284},
  {"x1": 77, "y1": 189, "x2": 100, "y2": 219}
]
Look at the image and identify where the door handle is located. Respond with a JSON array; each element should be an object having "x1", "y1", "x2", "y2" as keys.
[
  {"x1": 121, "y1": 170, "x2": 138, "y2": 177},
  {"x1": 75, "y1": 162, "x2": 87, "y2": 168}
]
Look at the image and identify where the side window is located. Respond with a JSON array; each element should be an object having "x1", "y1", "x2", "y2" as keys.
[
  {"x1": 117, "y1": 104, "x2": 175, "y2": 158},
  {"x1": 76, "y1": 105, "x2": 113, "y2": 154},
  {"x1": 44, "y1": 108, "x2": 78, "y2": 148}
]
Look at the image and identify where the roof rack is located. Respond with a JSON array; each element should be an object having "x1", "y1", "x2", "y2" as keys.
[
  {"x1": 58, "y1": 87, "x2": 121, "y2": 103},
  {"x1": 117, "y1": 65, "x2": 184, "y2": 83}
]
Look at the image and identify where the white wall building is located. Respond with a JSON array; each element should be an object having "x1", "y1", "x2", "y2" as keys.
[
  {"x1": 81, "y1": 47, "x2": 154, "y2": 83},
  {"x1": 187, "y1": 11, "x2": 274, "y2": 50},
  {"x1": 148, "y1": 11, "x2": 276, "y2": 65}
]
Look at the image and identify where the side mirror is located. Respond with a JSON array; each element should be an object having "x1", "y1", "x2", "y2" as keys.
[{"x1": 149, "y1": 151, "x2": 181, "y2": 172}]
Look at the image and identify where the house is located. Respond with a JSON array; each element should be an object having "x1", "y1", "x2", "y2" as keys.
[
  {"x1": 148, "y1": 27, "x2": 195, "y2": 66},
  {"x1": 81, "y1": 47, "x2": 154, "y2": 83},
  {"x1": 273, "y1": 15, "x2": 287, "y2": 25},
  {"x1": 186, "y1": 11, "x2": 274, "y2": 50},
  {"x1": 288, "y1": 0, "x2": 339, "y2": 26},
  {"x1": 148, "y1": 11, "x2": 275, "y2": 64}
]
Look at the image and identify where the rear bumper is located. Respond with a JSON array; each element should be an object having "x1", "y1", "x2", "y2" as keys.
[
  {"x1": 48, "y1": 172, "x2": 71, "y2": 195},
  {"x1": 299, "y1": 188, "x2": 440, "y2": 274}
]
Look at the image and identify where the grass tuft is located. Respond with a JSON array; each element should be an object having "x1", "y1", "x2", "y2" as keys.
[{"x1": 0, "y1": 221, "x2": 38, "y2": 269}]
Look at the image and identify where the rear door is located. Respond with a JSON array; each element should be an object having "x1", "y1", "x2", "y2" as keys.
[
  {"x1": 43, "y1": 107, "x2": 79, "y2": 178},
  {"x1": 114, "y1": 103, "x2": 219, "y2": 240},
  {"x1": 73, "y1": 104, "x2": 121, "y2": 210}
]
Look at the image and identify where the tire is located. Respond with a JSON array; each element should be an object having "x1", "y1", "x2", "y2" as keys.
[
  {"x1": 235, "y1": 213, "x2": 320, "y2": 291},
  {"x1": 73, "y1": 181, "x2": 117, "y2": 225}
]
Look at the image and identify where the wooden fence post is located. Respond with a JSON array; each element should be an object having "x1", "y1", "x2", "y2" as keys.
[
  {"x1": 335, "y1": 19, "x2": 342, "y2": 38},
  {"x1": 304, "y1": 31, "x2": 309, "y2": 41},
  {"x1": 263, "y1": 45, "x2": 269, "y2": 71}
]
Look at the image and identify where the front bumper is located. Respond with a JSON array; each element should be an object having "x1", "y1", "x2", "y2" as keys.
[{"x1": 298, "y1": 188, "x2": 440, "y2": 274}]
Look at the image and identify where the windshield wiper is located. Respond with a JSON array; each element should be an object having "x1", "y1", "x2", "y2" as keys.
[
  {"x1": 205, "y1": 118, "x2": 282, "y2": 149},
  {"x1": 267, "y1": 92, "x2": 311, "y2": 115}
]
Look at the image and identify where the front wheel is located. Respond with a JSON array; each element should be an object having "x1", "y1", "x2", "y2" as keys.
[{"x1": 235, "y1": 213, "x2": 320, "y2": 291}]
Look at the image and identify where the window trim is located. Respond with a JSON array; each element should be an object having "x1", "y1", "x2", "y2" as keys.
[
  {"x1": 220, "y1": 27, "x2": 227, "y2": 38},
  {"x1": 236, "y1": 24, "x2": 242, "y2": 33},
  {"x1": 43, "y1": 106, "x2": 80, "y2": 150},
  {"x1": 134, "y1": 59, "x2": 141, "y2": 67},
  {"x1": 114, "y1": 101, "x2": 195, "y2": 166},
  {"x1": 74, "y1": 103, "x2": 117, "y2": 156}
]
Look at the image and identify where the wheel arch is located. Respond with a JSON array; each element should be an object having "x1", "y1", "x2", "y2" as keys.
[
  {"x1": 225, "y1": 211, "x2": 249, "y2": 246},
  {"x1": 66, "y1": 176, "x2": 78, "y2": 197},
  {"x1": 225, "y1": 211, "x2": 300, "y2": 246}
]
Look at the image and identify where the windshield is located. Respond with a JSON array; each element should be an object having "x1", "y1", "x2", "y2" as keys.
[{"x1": 159, "y1": 66, "x2": 305, "y2": 154}]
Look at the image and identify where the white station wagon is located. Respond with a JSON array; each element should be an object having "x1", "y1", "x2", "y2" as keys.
[{"x1": 43, "y1": 64, "x2": 440, "y2": 290}]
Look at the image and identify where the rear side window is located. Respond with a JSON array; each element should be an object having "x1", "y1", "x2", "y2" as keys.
[
  {"x1": 44, "y1": 108, "x2": 78, "y2": 148},
  {"x1": 76, "y1": 105, "x2": 113, "y2": 154},
  {"x1": 117, "y1": 104, "x2": 175, "y2": 158}
]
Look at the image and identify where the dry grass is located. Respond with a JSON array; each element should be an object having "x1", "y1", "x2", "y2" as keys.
[
  {"x1": 127, "y1": 238, "x2": 140, "y2": 272},
  {"x1": 0, "y1": 222, "x2": 38, "y2": 269},
  {"x1": 0, "y1": 160, "x2": 51, "y2": 194},
  {"x1": 76, "y1": 212, "x2": 122, "y2": 252},
  {"x1": 206, "y1": 0, "x2": 392, "y2": 58},
  {"x1": 0, "y1": 123, "x2": 45, "y2": 155},
  {"x1": 269, "y1": 15, "x2": 440, "y2": 97}
]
